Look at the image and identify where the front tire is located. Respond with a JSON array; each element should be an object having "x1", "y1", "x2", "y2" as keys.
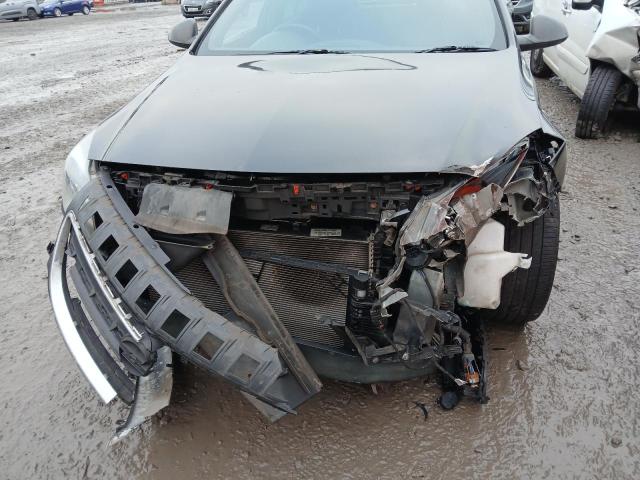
[
  {"x1": 530, "y1": 49, "x2": 553, "y2": 78},
  {"x1": 53, "y1": 7, "x2": 62, "y2": 16},
  {"x1": 575, "y1": 64, "x2": 624, "y2": 139},
  {"x1": 27, "y1": 8, "x2": 38, "y2": 20},
  {"x1": 82, "y1": 5, "x2": 90, "y2": 14},
  {"x1": 477, "y1": 200, "x2": 560, "y2": 325}
]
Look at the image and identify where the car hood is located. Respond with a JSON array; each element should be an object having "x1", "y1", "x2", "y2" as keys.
[{"x1": 91, "y1": 49, "x2": 545, "y2": 174}]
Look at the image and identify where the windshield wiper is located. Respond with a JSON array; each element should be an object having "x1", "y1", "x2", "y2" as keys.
[
  {"x1": 415, "y1": 46, "x2": 497, "y2": 53},
  {"x1": 263, "y1": 49, "x2": 350, "y2": 55}
]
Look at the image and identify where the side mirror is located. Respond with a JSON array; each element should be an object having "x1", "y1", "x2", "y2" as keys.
[
  {"x1": 169, "y1": 19, "x2": 198, "y2": 49},
  {"x1": 571, "y1": 0, "x2": 602, "y2": 10},
  {"x1": 517, "y1": 15, "x2": 567, "y2": 52}
]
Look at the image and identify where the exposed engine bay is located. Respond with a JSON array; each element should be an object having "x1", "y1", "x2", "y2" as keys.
[{"x1": 96, "y1": 129, "x2": 564, "y2": 415}]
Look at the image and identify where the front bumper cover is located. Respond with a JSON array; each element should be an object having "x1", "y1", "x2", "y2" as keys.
[
  {"x1": 48, "y1": 211, "x2": 122, "y2": 404},
  {"x1": 48, "y1": 172, "x2": 323, "y2": 436}
]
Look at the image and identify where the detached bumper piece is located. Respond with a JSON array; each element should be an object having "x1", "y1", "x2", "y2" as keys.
[{"x1": 48, "y1": 176, "x2": 321, "y2": 438}]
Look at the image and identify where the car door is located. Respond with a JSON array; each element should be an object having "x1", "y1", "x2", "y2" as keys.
[
  {"x1": 0, "y1": 0, "x2": 19, "y2": 16},
  {"x1": 532, "y1": 0, "x2": 566, "y2": 71},
  {"x1": 0, "y1": 0, "x2": 10, "y2": 17},
  {"x1": 61, "y1": 0, "x2": 76, "y2": 13},
  {"x1": 556, "y1": 0, "x2": 602, "y2": 97}
]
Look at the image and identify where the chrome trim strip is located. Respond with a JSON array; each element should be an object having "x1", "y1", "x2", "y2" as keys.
[
  {"x1": 68, "y1": 213, "x2": 142, "y2": 342},
  {"x1": 49, "y1": 212, "x2": 117, "y2": 404}
]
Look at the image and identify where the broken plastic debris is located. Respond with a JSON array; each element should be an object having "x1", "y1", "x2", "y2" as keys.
[{"x1": 451, "y1": 183, "x2": 504, "y2": 245}]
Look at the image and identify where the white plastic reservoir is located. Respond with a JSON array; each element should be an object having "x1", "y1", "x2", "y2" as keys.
[{"x1": 458, "y1": 219, "x2": 532, "y2": 309}]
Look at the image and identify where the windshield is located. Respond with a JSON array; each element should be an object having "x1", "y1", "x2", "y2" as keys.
[{"x1": 197, "y1": 0, "x2": 507, "y2": 55}]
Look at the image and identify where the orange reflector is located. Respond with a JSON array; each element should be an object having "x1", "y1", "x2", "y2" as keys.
[{"x1": 453, "y1": 181, "x2": 482, "y2": 199}]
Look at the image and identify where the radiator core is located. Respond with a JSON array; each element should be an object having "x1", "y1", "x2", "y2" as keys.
[{"x1": 175, "y1": 229, "x2": 371, "y2": 347}]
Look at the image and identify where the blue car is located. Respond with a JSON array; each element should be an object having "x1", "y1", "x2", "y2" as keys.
[{"x1": 39, "y1": 0, "x2": 91, "y2": 17}]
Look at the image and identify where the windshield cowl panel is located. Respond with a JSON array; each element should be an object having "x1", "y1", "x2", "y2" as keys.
[{"x1": 197, "y1": 0, "x2": 508, "y2": 56}]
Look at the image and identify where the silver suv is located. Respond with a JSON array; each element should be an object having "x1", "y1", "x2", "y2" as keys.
[{"x1": 0, "y1": 0, "x2": 40, "y2": 21}]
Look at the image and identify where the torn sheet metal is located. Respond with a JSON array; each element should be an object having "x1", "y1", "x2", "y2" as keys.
[
  {"x1": 110, "y1": 346, "x2": 173, "y2": 444},
  {"x1": 502, "y1": 165, "x2": 556, "y2": 226},
  {"x1": 451, "y1": 184, "x2": 504, "y2": 245},
  {"x1": 587, "y1": 0, "x2": 640, "y2": 81},
  {"x1": 135, "y1": 183, "x2": 232, "y2": 235},
  {"x1": 398, "y1": 184, "x2": 463, "y2": 252},
  {"x1": 442, "y1": 157, "x2": 495, "y2": 177}
]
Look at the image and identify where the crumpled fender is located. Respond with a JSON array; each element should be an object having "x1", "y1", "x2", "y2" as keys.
[{"x1": 587, "y1": 0, "x2": 640, "y2": 81}]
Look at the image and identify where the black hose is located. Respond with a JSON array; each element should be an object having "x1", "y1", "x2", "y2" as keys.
[{"x1": 440, "y1": 323, "x2": 472, "y2": 354}]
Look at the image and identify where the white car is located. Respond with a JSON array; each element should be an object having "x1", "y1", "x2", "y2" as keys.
[
  {"x1": 530, "y1": 0, "x2": 640, "y2": 138},
  {"x1": 0, "y1": 0, "x2": 40, "y2": 21}
]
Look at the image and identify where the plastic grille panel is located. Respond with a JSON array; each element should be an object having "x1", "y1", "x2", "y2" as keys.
[{"x1": 66, "y1": 179, "x2": 317, "y2": 411}]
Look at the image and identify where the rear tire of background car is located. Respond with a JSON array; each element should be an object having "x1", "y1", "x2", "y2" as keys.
[
  {"x1": 529, "y1": 49, "x2": 553, "y2": 78},
  {"x1": 53, "y1": 7, "x2": 62, "y2": 16},
  {"x1": 27, "y1": 8, "x2": 38, "y2": 20},
  {"x1": 474, "y1": 199, "x2": 560, "y2": 326},
  {"x1": 575, "y1": 64, "x2": 623, "y2": 139},
  {"x1": 82, "y1": 5, "x2": 90, "y2": 14},
  {"x1": 12, "y1": 18, "x2": 19, "y2": 21}
]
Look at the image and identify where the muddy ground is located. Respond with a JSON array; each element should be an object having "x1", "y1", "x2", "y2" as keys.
[{"x1": 1, "y1": 5, "x2": 639, "y2": 479}]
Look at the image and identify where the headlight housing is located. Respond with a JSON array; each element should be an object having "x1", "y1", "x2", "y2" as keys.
[{"x1": 62, "y1": 130, "x2": 95, "y2": 211}]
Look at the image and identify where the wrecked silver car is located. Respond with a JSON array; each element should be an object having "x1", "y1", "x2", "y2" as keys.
[
  {"x1": 48, "y1": 0, "x2": 568, "y2": 438},
  {"x1": 531, "y1": 0, "x2": 640, "y2": 138}
]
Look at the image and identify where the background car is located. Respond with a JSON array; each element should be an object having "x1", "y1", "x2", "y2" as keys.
[
  {"x1": 510, "y1": 0, "x2": 533, "y2": 34},
  {"x1": 0, "y1": 0, "x2": 40, "y2": 21},
  {"x1": 180, "y1": 0, "x2": 220, "y2": 18},
  {"x1": 530, "y1": 0, "x2": 640, "y2": 138},
  {"x1": 39, "y1": 0, "x2": 91, "y2": 17}
]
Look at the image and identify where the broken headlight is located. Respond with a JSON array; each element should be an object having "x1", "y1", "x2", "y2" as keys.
[{"x1": 62, "y1": 130, "x2": 95, "y2": 210}]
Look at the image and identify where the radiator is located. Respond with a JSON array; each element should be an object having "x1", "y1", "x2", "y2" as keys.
[{"x1": 174, "y1": 229, "x2": 371, "y2": 347}]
